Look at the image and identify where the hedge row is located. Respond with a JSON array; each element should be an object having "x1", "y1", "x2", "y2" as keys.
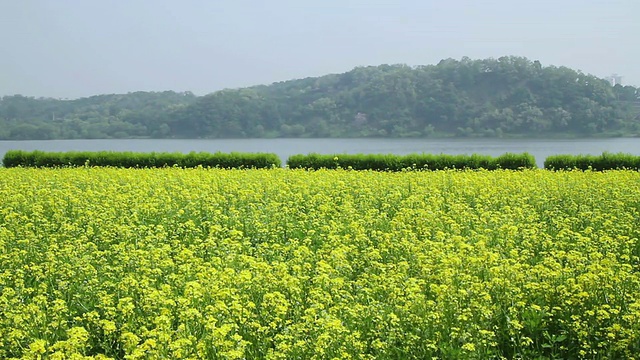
[
  {"x1": 544, "y1": 152, "x2": 640, "y2": 171},
  {"x1": 286, "y1": 152, "x2": 537, "y2": 171},
  {"x1": 5, "y1": 150, "x2": 639, "y2": 171},
  {"x1": 1, "y1": 150, "x2": 281, "y2": 169}
]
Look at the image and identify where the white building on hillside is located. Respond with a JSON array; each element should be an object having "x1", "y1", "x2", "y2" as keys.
[{"x1": 606, "y1": 74, "x2": 623, "y2": 86}]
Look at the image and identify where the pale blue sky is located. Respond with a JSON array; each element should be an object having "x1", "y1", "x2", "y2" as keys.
[{"x1": 1, "y1": 0, "x2": 638, "y2": 98}]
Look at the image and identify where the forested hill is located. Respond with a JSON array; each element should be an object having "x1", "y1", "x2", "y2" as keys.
[
  {"x1": 1, "y1": 56, "x2": 639, "y2": 140},
  {"x1": 0, "y1": 91, "x2": 198, "y2": 139}
]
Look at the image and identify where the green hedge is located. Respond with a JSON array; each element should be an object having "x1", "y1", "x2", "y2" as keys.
[
  {"x1": 1, "y1": 150, "x2": 281, "y2": 169},
  {"x1": 544, "y1": 152, "x2": 640, "y2": 171},
  {"x1": 287, "y1": 152, "x2": 536, "y2": 171}
]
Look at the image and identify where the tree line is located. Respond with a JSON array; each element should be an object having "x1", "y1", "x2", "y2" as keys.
[{"x1": 1, "y1": 56, "x2": 639, "y2": 140}]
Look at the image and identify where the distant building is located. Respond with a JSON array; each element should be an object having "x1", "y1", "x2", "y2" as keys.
[{"x1": 605, "y1": 74, "x2": 623, "y2": 86}]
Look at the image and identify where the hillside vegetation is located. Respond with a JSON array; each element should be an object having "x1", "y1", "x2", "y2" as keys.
[{"x1": 1, "y1": 56, "x2": 639, "y2": 140}]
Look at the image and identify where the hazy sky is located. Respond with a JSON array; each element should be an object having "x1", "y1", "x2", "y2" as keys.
[{"x1": 1, "y1": 0, "x2": 638, "y2": 99}]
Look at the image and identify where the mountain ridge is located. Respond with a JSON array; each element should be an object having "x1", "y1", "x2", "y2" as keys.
[{"x1": 1, "y1": 56, "x2": 639, "y2": 140}]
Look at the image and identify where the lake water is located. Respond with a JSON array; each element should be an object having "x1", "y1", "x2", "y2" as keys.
[{"x1": 2, "y1": 138, "x2": 640, "y2": 168}]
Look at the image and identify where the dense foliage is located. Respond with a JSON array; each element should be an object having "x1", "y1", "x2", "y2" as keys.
[
  {"x1": 1, "y1": 168, "x2": 639, "y2": 359},
  {"x1": 544, "y1": 152, "x2": 640, "y2": 171},
  {"x1": 0, "y1": 91, "x2": 197, "y2": 140},
  {"x1": 287, "y1": 152, "x2": 536, "y2": 171},
  {"x1": 1, "y1": 57, "x2": 639, "y2": 140},
  {"x1": 1, "y1": 150, "x2": 280, "y2": 169}
]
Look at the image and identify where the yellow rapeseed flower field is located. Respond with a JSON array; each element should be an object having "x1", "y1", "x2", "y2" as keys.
[{"x1": 0, "y1": 167, "x2": 639, "y2": 359}]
